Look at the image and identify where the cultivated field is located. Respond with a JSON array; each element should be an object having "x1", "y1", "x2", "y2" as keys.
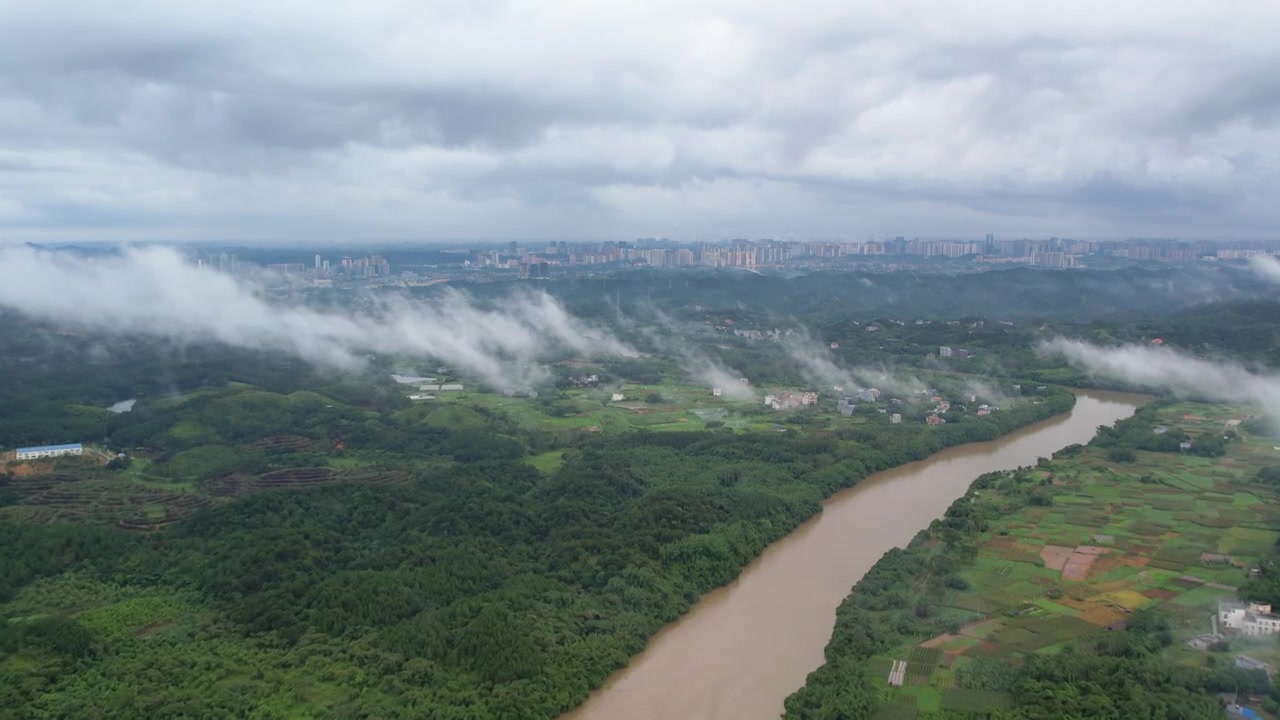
[{"x1": 870, "y1": 401, "x2": 1280, "y2": 717}]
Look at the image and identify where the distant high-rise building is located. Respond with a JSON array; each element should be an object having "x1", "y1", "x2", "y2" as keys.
[{"x1": 315, "y1": 254, "x2": 322, "y2": 268}]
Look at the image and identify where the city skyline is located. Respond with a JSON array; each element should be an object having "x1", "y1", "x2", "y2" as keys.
[{"x1": 181, "y1": 236, "x2": 1280, "y2": 289}]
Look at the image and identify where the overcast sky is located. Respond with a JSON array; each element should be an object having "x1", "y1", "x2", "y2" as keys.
[{"x1": 1, "y1": 1, "x2": 1277, "y2": 243}]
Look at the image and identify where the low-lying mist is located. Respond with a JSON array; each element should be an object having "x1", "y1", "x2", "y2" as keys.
[
  {"x1": 784, "y1": 333, "x2": 927, "y2": 398},
  {"x1": 1249, "y1": 254, "x2": 1280, "y2": 284},
  {"x1": 635, "y1": 310, "x2": 755, "y2": 400},
  {"x1": 1041, "y1": 337, "x2": 1280, "y2": 416},
  {"x1": 0, "y1": 245, "x2": 633, "y2": 389}
]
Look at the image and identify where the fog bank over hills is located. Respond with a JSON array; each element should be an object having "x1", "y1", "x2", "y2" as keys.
[{"x1": 0, "y1": 245, "x2": 633, "y2": 389}]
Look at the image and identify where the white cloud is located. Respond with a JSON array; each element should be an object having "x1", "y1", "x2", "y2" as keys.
[
  {"x1": 1041, "y1": 337, "x2": 1280, "y2": 415},
  {"x1": 0, "y1": 1, "x2": 1278, "y2": 240},
  {"x1": 1248, "y1": 254, "x2": 1280, "y2": 283}
]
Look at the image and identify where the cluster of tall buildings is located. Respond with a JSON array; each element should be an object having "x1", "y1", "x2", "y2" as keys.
[
  {"x1": 195, "y1": 252, "x2": 392, "y2": 283},
  {"x1": 479, "y1": 236, "x2": 1280, "y2": 274},
  {"x1": 320, "y1": 254, "x2": 392, "y2": 279},
  {"x1": 197, "y1": 252, "x2": 244, "y2": 274},
  {"x1": 270, "y1": 254, "x2": 391, "y2": 281}
]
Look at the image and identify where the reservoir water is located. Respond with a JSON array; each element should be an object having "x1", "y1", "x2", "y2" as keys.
[{"x1": 561, "y1": 389, "x2": 1147, "y2": 720}]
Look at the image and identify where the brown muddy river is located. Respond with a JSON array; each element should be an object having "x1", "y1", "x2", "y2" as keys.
[{"x1": 562, "y1": 389, "x2": 1147, "y2": 720}]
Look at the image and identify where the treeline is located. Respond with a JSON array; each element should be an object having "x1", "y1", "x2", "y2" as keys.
[
  {"x1": 543, "y1": 264, "x2": 1276, "y2": 326},
  {"x1": 1092, "y1": 403, "x2": 1231, "y2": 462},
  {"x1": 0, "y1": 521, "x2": 135, "y2": 603}
]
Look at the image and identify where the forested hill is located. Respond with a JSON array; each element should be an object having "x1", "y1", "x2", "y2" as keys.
[{"x1": 504, "y1": 264, "x2": 1279, "y2": 323}]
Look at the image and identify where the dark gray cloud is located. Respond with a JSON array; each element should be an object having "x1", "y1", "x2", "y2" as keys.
[{"x1": 0, "y1": 1, "x2": 1277, "y2": 241}]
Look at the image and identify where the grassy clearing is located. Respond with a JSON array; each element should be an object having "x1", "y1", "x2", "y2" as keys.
[{"x1": 528, "y1": 450, "x2": 566, "y2": 474}]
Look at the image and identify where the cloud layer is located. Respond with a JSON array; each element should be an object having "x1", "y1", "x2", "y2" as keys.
[
  {"x1": 0, "y1": 245, "x2": 632, "y2": 388},
  {"x1": 1042, "y1": 338, "x2": 1280, "y2": 416},
  {"x1": 1, "y1": 1, "x2": 1278, "y2": 241}
]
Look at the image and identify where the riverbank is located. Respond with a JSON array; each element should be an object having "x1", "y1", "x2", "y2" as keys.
[
  {"x1": 783, "y1": 399, "x2": 1276, "y2": 719},
  {"x1": 562, "y1": 389, "x2": 1143, "y2": 720}
]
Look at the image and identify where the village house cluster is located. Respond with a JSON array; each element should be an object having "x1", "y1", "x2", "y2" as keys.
[{"x1": 764, "y1": 391, "x2": 819, "y2": 411}]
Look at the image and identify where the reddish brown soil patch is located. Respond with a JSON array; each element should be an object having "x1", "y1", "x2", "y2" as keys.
[
  {"x1": 1086, "y1": 555, "x2": 1125, "y2": 579},
  {"x1": 1040, "y1": 545, "x2": 1075, "y2": 571},
  {"x1": 1063, "y1": 550, "x2": 1102, "y2": 580},
  {"x1": 1120, "y1": 555, "x2": 1150, "y2": 567}
]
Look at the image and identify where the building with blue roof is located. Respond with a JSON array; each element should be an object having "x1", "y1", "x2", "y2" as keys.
[{"x1": 15, "y1": 443, "x2": 83, "y2": 461}]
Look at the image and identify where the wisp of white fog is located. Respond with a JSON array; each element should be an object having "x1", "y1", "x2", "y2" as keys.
[
  {"x1": 0, "y1": 246, "x2": 632, "y2": 388},
  {"x1": 1248, "y1": 254, "x2": 1280, "y2": 284},
  {"x1": 1042, "y1": 338, "x2": 1280, "y2": 415},
  {"x1": 784, "y1": 334, "x2": 926, "y2": 398},
  {"x1": 637, "y1": 312, "x2": 755, "y2": 400}
]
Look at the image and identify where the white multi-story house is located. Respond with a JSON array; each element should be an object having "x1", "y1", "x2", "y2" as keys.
[{"x1": 1219, "y1": 599, "x2": 1280, "y2": 636}]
